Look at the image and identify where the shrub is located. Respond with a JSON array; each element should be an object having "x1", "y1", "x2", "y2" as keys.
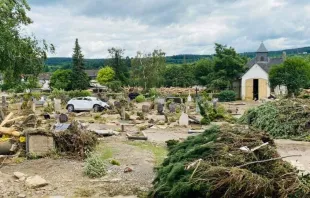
[
  {"x1": 136, "y1": 94, "x2": 146, "y2": 103},
  {"x1": 107, "y1": 80, "x2": 122, "y2": 92},
  {"x1": 218, "y1": 90, "x2": 236, "y2": 102},
  {"x1": 68, "y1": 90, "x2": 91, "y2": 98},
  {"x1": 110, "y1": 159, "x2": 120, "y2": 166},
  {"x1": 200, "y1": 117, "x2": 211, "y2": 125},
  {"x1": 84, "y1": 153, "x2": 106, "y2": 178},
  {"x1": 149, "y1": 88, "x2": 159, "y2": 97},
  {"x1": 49, "y1": 89, "x2": 69, "y2": 103}
]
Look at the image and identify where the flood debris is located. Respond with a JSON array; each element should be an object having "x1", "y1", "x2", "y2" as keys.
[{"x1": 150, "y1": 125, "x2": 310, "y2": 198}]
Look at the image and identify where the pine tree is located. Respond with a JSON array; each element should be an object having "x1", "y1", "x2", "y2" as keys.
[{"x1": 71, "y1": 39, "x2": 89, "y2": 90}]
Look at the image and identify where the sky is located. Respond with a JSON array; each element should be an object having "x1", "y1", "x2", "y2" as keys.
[{"x1": 26, "y1": 0, "x2": 310, "y2": 58}]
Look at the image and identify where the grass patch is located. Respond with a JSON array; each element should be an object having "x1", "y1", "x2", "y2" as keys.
[
  {"x1": 94, "y1": 143, "x2": 114, "y2": 160},
  {"x1": 74, "y1": 188, "x2": 95, "y2": 197},
  {"x1": 127, "y1": 141, "x2": 168, "y2": 166}
]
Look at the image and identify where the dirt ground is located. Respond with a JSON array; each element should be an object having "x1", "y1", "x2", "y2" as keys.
[
  {"x1": 275, "y1": 139, "x2": 310, "y2": 174},
  {"x1": 2, "y1": 99, "x2": 310, "y2": 197},
  {"x1": 0, "y1": 136, "x2": 156, "y2": 198}
]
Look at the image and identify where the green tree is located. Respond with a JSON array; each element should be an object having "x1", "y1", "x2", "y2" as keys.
[
  {"x1": 269, "y1": 57, "x2": 310, "y2": 96},
  {"x1": 131, "y1": 49, "x2": 166, "y2": 89},
  {"x1": 107, "y1": 48, "x2": 129, "y2": 84},
  {"x1": 194, "y1": 58, "x2": 215, "y2": 86},
  {"x1": 70, "y1": 39, "x2": 89, "y2": 90},
  {"x1": 163, "y1": 64, "x2": 196, "y2": 87},
  {"x1": 0, "y1": 0, "x2": 54, "y2": 87},
  {"x1": 213, "y1": 43, "x2": 246, "y2": 88},
  {"x1": 50, "y1": 69, "x2": 72, "y2": 90},
  {"x1": 96, "y1": 66, "x2": 115, "y2": 85}
]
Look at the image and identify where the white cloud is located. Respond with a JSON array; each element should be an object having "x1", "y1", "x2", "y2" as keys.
[{"x1": 26, "y1": 0, "x2": 310, "y2": 58}]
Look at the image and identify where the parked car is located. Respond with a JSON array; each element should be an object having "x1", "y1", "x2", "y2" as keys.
[{"x1": 66, "y1": 97, "x2": 109, "y2": 112}]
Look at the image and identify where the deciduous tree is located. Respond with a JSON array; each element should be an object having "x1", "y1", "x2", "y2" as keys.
[
  {"x1": 269, "y1": 57, "x2": 310, "y2": 96},
  {"x1": 96, "y1": 66, "x2": 115, "y2": 85},
  {"x1": 50, "y1": 69, "x2": 72, "y2": 90}
]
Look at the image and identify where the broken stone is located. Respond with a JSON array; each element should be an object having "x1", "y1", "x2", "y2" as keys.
[
  {"x1": 124, "y1": 167, "x2": 133, "y2": 173},
  {"x1": 25, "y1": 175, "x2": 48, "y2": 188},
  {"x1": 17, "y1": 193, "x2": 26, "y2": 198},
  {"x1": 169, "y1": 103, "x2": 176, "y2": 113},
  {"x1": 14, "y1": 172, "x2": 27, "y2": 181}
]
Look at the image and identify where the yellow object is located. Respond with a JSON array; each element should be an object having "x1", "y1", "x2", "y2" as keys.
[{"x1": 19, "y1": 136, "x2": 26, "y2": 143}]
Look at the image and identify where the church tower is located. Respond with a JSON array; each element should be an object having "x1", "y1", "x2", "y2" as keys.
[{"x1": 256, "y1": 42, "x2": 268, "y2": 62}]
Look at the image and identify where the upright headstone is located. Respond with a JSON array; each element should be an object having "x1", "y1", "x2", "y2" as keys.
[
  {"x1": 179, "y1": 112, "x2": 189, "y2": 126},
  {"x1": 142, "y1": 105, "x2": 150, "y2": 113},
  {"x1": 59, "y1": 113, "x2": 68, "y2": 123},
  {"x1": 54, "y1": 99, "x2": 61, "y2": 112},
  {"x1": 32, "y1": 98, "x2": 36, "y2": 113},
  {"x1": 187, "y1": 94, "x2": 192, "y2": 102},
  {"x1": 121, "y1": 106, "x2": 126, "y2": 120},
  {"x1": 169, "y1": 103, "x2": 176, "y2": 113},
  {"x1": 212, "y1": 98, "x2": 218, "y2": 110},
  {"x1": 2, "y1": 96, "x2": 7, "y2": 111},
  {"x1": 157, "y1": 103, "x2": 164, "y2": 115}
]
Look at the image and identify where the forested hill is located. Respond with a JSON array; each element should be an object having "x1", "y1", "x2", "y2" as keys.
[{"x1": 45, "y1": 46, "x2": 310, "y2": 71}]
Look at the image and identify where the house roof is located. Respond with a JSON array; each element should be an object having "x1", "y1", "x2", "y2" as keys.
[
  {"x1": 38, "y1": 73, "x2": 52, "y2": 80},
  {"x1": 84, "y1": 70, "x2": 99, "y2": 77},
  {"x1": 257, "y1": 42, "x2": 268, "y2": 53}
]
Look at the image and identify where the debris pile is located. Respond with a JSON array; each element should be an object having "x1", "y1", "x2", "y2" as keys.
[
  {"x1": 239, "y1": 99, "x2": 310, "y2": 138},
  {"x1": 150, "y1": 125, "x2": 310, "y2": 198},
  {"x1": 53, "y1": 121, "x2": 98, "y2": 158}
]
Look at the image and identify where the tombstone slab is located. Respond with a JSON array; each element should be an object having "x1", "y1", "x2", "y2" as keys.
[
  {"x1": 169, "y1": 103, "x2": 176, "y2": 113},
  {"x1": 54, "y1": 99, "x2": 61, "y2": 112},
  {"x1": 157, "y1": 104, "x2": 164, "y2": 115}
]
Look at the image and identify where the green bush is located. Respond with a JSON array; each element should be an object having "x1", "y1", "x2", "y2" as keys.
[
  {"x1": 110, "y1": 159, "x2": 120, "y2": 166},
  {"x1": 84, "y1": 153, "x2": 106, "y2": 178},
  {"x1": 218, "y1": 90, "x2": 236, "y2": 102},
  {"x1": 49, "y1": 89, "x2": 69, "y2": 103},
  {"x1": 149, "y1": 88, "x2": 159, "y2": 97},
  {"x1": 107, "y1": 81, "x2": 122, "y2": 92},
  {"x1": 200, "y1": 117, "x2": 211, "y2": 125},
  {"x1": 68, "y1": 90, "x2": 91, "y2": 98},
  {"x1": 136, "y1": 94, "x2": 146, "y2": 103}
]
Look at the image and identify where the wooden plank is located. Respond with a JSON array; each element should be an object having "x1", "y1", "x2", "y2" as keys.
[{"x1": 245, "y1": 79, "x2": 253, "y2": 100}]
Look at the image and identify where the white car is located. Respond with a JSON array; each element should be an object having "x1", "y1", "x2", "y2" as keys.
[{"x1": 66, "y1": 97, "x2": 109, "y2": 112}]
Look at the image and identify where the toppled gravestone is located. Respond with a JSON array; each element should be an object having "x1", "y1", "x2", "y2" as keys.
[
  {"x1": 22, "y1": 114, "x2": 37, "y2": 128},
  {"x1": 142, "y1": 105, "x2": 150, "y2": 113},
  {"x1": 25, "y1": 175, "x2": 48, "y2": 188}
]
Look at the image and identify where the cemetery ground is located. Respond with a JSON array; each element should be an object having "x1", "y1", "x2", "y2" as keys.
[{"x1": 1, "y1": 96, "x2": 310, "y2": 197}]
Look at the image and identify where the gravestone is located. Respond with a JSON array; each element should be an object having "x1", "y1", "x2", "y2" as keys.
[
  {"x1": 157, "y1": 103, "x2": 164, "y2": 115},
  {"x1": 59, "y1": 113, "x2": 68, "y2": 123},
  {"x1": 187, "y1": 94, "x2": 192, "y2": 102},
  {"x1": 32, "y1": 98, "x2": 36, "y2": 113},
  {"x1": 142, "y1": 105, "x2": 150, "y2": 113},
  {"x1": 212, "y1": 98, "x2": 218, "y2": 109},
  {"x1": 169, "y1": 103, "x2": 176, "y2": 113},
  {"x1": 114, "y1": 101, "x2": 121, "y2": 109},
  {"x1": 54, "y1": 99, "x2": 61, "y2": 112},
  {"x1": 27, "y1": 134, "x2": 54, "y2": 156},
  {"x1": 179, "y1": 112, "x2": 189, "y2": 126}
]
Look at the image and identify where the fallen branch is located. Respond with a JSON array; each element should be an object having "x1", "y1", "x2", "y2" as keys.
[
  {"x1": 0, "y1": 112, "x2": 13, "y2": 127},
  {"x1": 189, "y1": 159, "x2": 202, "y2": 180},
  {"x1": 237, "y1": 155, "x2": 302, "y2": 168}
]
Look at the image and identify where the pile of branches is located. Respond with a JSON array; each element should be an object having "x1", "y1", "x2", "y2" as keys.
[
  {"x1": 53, "y1": 121, "x2": 98, "y2": 159},
  {"x1": 239, "y1": 99, "x2": 310, "y2": 138},
  {"x1": 150, "y1": 125, "x2": 310, "y2": 198}
]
